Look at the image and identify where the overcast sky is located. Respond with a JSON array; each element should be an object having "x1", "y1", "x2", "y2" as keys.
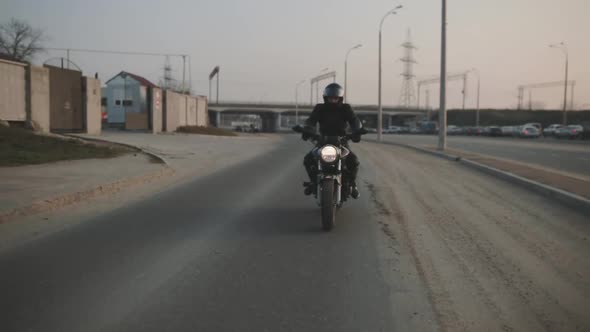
[{"x1": 2, "y1": 0, "x2": 589, "y2": 109}]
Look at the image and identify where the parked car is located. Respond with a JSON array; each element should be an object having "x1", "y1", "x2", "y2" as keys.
[
  {"x1": 386, "y1": 126, "x2": 403, "y2": 134},
  {"x1": 234, "y1": 124, "x2": 259, "y2": 133},
  {"x1": 447, "y1": 125, "x2": 462, "y2": 135},
  {"x1": 488, "y1": 126, "x2": 503, "y2": 137},
  {"x1": 418, "y1": 121, "x2": 438, "y2": 135},
  {"x1": 523, "y1": 122, "x2": 542, "y2": 130},
  {"x1": 519, "y1": 126, "x2": 540, "y2": 138},
  {"x1": 581, "y1": 123, "x2": 590, "y2": 140},
  {"x1": 512, "y1": 126, "x2": 523, "y2": 137},
  {"x1": 399, "y1": 126, "x2": 410, "y2": 134},
  {"x1": 409, "y1": 127, "x2": 421, "y2": 134},
  {"x1": 543, "y1": 124, "x2": 563, "y2": 136},
  {"x1": 501, "y1": 126, "x2": 514, "y2": 136},
  {"x1": 466, "y1": 127, "x2": 484, "y2": 136},
  {"x1": 555, "y1": 125, "x2": 584, "y2": 139}
]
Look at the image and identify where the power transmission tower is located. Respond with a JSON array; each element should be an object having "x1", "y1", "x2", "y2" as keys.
[
  {"x1": 163, "y1": 55, "x2": 173, "y2": 89},
  {"x1": 399, "y1": 29, "x2": 417, "y2": 109}
]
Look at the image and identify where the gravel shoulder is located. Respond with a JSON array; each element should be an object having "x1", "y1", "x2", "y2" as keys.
[{"x1": 357, "y1": 141, "x2": 590, "y2": 331}]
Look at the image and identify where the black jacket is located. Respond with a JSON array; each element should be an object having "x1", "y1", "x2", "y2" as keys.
[{"x1": 304, "y1": 103, "x2": 362, "y2": 136}]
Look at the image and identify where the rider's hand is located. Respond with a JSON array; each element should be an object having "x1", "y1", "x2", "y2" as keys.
[
  {"x1": 351, "y1": 134, "x2": 361, "y2": 143},
  {"x1": 302, "y1": 132, "x2": 311, "y2": 141}
]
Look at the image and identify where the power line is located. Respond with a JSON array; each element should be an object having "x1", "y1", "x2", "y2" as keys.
[{"x1": 45, "y1": 47, "x2": 187, "y2": 57}]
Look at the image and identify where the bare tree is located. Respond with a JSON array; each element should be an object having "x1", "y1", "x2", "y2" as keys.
[{"x1": 0, "y1": 18, "x2": 45, "y2": 62}]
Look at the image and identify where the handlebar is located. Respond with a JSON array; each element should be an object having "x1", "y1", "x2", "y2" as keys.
[{"x1": 292, "y1": 125, "x2": 368, "y2": 143}]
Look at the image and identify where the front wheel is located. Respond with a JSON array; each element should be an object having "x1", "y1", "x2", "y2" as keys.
[{"x1": 320, "y1": 179, "x2": 336, "y2": 231}]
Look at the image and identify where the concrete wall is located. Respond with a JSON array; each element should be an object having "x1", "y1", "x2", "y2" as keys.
[
  {"x1": 150, "y1": 87, "x2": 162, "y2": 133},
  {"x1": 196, "y1": 96, "x2": 209, "y2": 126},
  {"x1": 28, "y1": 66, "x2": 50, "y2": 132},
  {"x1": 161, "y1": 91, "x2": 209, "y2": 132},
  {"x1": 164, "y1": 90, "x2": 180, "y2": 132},
  {"x1": 187, "y1": 97, "x2": 197, "y2": 126},
  {"x1": 0, "y1": 59, "x2": 26, "y2": 121},
  {"x1": 83, "y1": 77, "x2": 102, "y2": 135}
]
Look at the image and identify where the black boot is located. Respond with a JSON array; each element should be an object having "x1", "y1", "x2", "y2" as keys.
[
  {"x1": 303, "y1": 181, "x2": 316, "y2": 196},
  {"x1": 350, "y1": 181, "x2": 359, "y2": 199}
]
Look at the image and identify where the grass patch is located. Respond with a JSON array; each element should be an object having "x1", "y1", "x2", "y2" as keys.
[
  {"x1": 0, "y1": 126, "x2": 130, "y2": 166},
  {"x1": 176, "y1": 126, "x2": 238, "y2": 137}
]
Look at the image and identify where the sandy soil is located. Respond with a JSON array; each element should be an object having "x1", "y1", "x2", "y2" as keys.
[{"x1": 358, "y1": 141, "x2": 590, "y2": 331}]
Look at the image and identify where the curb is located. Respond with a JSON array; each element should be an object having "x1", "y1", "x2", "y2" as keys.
[
  {"x1": 367, "y1": 138, "x2": 590, "y2": 214},
  {"x1": 0, "y1": 167, "x2": 175, "y2": 224},
  {"x1": 63, "y1": 134, "x2": 169, "y2": 165}
]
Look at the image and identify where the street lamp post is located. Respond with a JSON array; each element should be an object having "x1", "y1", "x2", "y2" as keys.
[
  {"x1": 378, "y1": 5, "x2": 403, "y2": 142},
  {"x1": 344, "y1": 44, "x2": 362, "y2": 103},
  {"x1": 438, "y1": 0, "x2": 447, "y2": 150},
  {"x1": 549, "y1": 42, "x2": 569, "y2": 125},
  {"x1": 471, "y1": 68, "x2": 481, "y2": 127},
  {"x1": 295, "y1": 79, "x2": 306, "y2": 125},
  {"x1": 311, "y1": 67, "x2": 329, "y2": 105}
]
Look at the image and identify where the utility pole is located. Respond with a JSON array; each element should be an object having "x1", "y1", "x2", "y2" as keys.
[
  {"x1": 471, "y1": 68, "x2": 481, "y2": 127},
  {"x1": 462, "y1": 73, "x2": 467, "y2": 110},
  {"x1": 295, "y1": 79, "x2": 306, "y2": 125},
  {"x1": 378, "y1": 5, "x2": 403, "y2": 142},
  {"x1": 549, "y1": 42, "x2": 569, "y2": 125},
  {"x1": 216, "y1": 67, "x2": 220, "y2": 104},
  {"x1": 426, "y1": 89, "x2": 430, "y2": 119},
  {"x1": 182, "y1": 55, "x2": 186, "y2": 93},
  {"x1": 208, "y1": 66, "x2": 220, "y2": 105},
  {"x1": 344, "y1": 44, "x2": 362, "y2": 103}
]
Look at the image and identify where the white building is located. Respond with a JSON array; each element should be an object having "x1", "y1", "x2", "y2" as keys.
[{"x1": 103, "y1": 71, "x2": 158, "y2": 127}]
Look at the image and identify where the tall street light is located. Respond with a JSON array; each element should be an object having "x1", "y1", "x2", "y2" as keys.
[
  {"x1": 378, "y1": 5, "x2": 403, "y2": 142},
  {"x1": 549, "y1": 42, "x2": 569, "y2": 125},
  {"x1": 438, "y1": 0, "x2": 447, "y2": 150},
  {"x1": 344, "y1": 44, "x2": 362, "y2": 103},
  {"x1": 471, "y1": 68, "x2": 481, "y2": 127},
  {"x1": 311, "y1": 67, "x2": 329, "y2": 105},
  {"x1": 295, "y1": 79, "x2": 306, "y2": 125}
]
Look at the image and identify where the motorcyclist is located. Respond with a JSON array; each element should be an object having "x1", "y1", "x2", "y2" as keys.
[{"x1": 301, "y1": 82, "x2": 363, "y2": 199}]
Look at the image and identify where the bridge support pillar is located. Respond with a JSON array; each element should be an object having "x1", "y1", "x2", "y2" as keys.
[
  {"x1": 275, "y1": 113, "x2": 282, "y2": 131},
  {"x1": 215, "y1": 112, "x2": 221, "y2": 127}
]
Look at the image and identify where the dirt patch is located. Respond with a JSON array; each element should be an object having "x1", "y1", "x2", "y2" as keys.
[
  {"x1": 0, "y1": 126, "x2": 130, "y2": 166},
  {"x1": 176, "y1": 126, "x2": 237, "y2": 137},
  {"x1": 358, "y1": 142, "x2": 590, "y2": 331}
]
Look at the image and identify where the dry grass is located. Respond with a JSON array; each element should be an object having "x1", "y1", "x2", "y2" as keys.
[{"x1": 0, "y1": 126, "x2": 129, "y2": 166}]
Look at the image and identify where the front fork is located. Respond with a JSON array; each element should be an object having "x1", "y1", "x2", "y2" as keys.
[{"x1": 316, "y1": 160, "x2": 342, "y2": 206}]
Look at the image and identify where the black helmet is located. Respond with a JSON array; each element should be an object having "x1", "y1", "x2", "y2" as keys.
[{"x1": 323, "y1": 83, "x2": 344, "y2": 103}]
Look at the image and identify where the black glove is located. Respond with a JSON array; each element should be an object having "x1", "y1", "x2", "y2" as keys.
[
  {"x1": 302, "y1": 132, "x2": 311, "y2": 141},
  {"x1": 351, "y1": 134, "x2": 361, "y2": 143}
]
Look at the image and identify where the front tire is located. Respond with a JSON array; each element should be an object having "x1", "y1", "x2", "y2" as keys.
[{"x1": 320, "y1": 179, "x2": 336, "y2": 231}]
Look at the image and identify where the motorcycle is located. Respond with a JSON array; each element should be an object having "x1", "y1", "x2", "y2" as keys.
[{"x1": 293, "y1": 125, "x2": 367, "y2": 231}]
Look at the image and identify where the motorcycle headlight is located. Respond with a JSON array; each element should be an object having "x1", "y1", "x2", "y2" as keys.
[{"x1": 320, "y1": 145, "x2": 338, "y2": 163}]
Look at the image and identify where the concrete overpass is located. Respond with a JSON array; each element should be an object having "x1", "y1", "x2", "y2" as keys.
[{"x1": 208, "y1": 102, "x2": 427, "y2": 132}]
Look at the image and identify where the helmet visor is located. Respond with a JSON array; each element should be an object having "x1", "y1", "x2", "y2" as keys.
[{"x1": 323, "y1": 85, "x2": 344, "y2": 98}]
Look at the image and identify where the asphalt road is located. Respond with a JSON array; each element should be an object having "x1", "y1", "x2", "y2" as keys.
[
  {"x1": 376, "y1": 134, "x2": 590, "y2": 177},
  {"x1": 1, "y1": 136, "x2": 588, "y2": 331}
]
